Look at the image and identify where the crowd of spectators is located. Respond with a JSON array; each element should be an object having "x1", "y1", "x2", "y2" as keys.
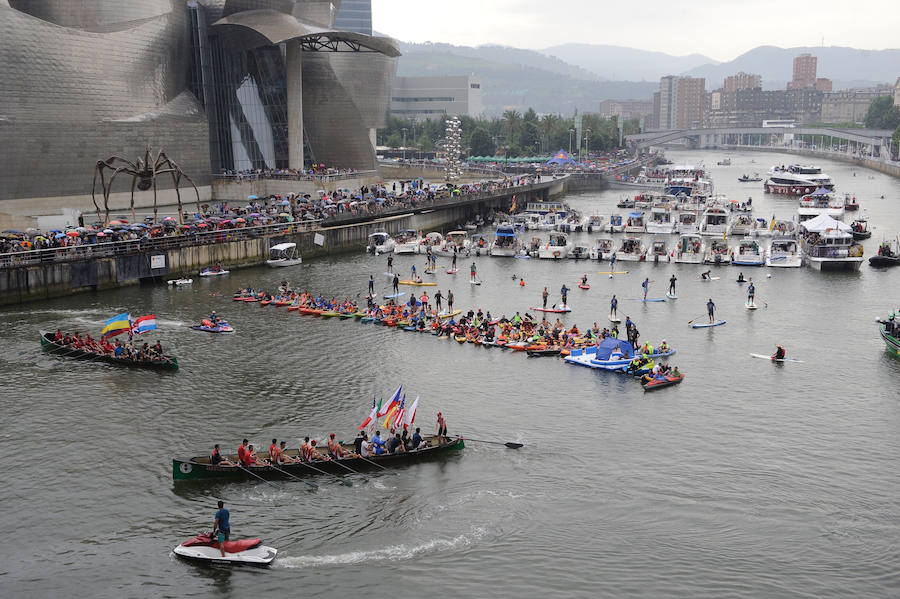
[{"x1": 218, "y1": 163, "x2": 368, "y2": 182}]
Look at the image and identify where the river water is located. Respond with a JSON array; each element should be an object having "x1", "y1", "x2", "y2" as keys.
[{"x1": 2, "y1": 149, "x2": 900, "y2": 598}]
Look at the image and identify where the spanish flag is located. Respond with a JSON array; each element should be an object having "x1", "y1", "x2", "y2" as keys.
[{"x1": 101, "y1": 312, "x2": 131, "y2": 340}]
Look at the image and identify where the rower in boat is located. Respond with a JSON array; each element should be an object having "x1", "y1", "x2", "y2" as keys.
[
  {"x1": 210, "y1": 444, "x2": 235, "y2": 466},
  {"x1": 301, "y1": 438, "x2": 330, "y2": 462},
  {"x1": 773, "y1": 345, "x2": 786, "y2": 360},
  {"x1": 240, "y1": 444, "x2": 265, "y2": 467}
]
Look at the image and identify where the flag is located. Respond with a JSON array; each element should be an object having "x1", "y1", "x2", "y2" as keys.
[
  {"x1": 377, "y1": 385, "x2": 401, "y2": 417},
  {"x1": 391, "y1": 396, "x2": 406, "y2": 429},
  {"x1": 402, "y1": 396, "x2": 419, "y2": 428},
  {"x1": 131, "y1": 314, "x2": 157, "y2": 335},
  {"x1": 101, "y1": 312, "x2": 131, "y2": 340},
  {"x1": 769, "y1": 215, "x2": 776, "y2": 231},
  {"x1": 357, "y1": 396, "x2": 378, "y2": 429},
  {"x1": 382, "y1": 404, "x2": 399, "y2": 430},
  {"x1": 510, "y1": 194, "x2": 517, "y2": 213}
]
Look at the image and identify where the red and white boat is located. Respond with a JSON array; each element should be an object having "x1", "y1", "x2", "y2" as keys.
[
  {"x1": 764, "y1": 164, "x2": 834, "y2": 196},
  {"x1": 173, "y1": 532, "x2": 277, "y2": 566}
]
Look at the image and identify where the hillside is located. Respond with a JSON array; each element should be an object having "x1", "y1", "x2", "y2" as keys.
[{"x1": 541, "y1": 44, "x2": 716, "y2": 82}]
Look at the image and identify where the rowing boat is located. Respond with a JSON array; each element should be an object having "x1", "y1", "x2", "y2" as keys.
[
  {"x1": 642, "y1": 374, "x2": 684, "y2": 391},
  {"x1": 40, "y1": 331, "x2": 179, "y2": 371},
  {"x1": 172, "y1": 436, "x2": 464, "y2": 481}
]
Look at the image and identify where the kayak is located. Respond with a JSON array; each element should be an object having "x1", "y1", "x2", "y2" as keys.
[
  {"x1": 199, "y1": 268, "x2": 230, "y2": 277},
  {"x1": 700, "y1": 276, "x2": 721, "y2": 281},
  {"x1": 666, "y1": 293, "x2": 677, "y2": 299},
  {"x1": 233, "y1": 296, "x2": 258, "y2": 302},
  {"x1": 632, "y1": 298, "x2": 666, "y2": 302},
  {"x1": 385, "y1": 292, "x2": 406, "y2": 299},
  {"x1": 597, "y1": 271, "x2": 629, "y2": 274},
  {"x1": 173, "y1": 532, "x2": 276, "y2": 567},
  {"x1": 691, "y1": 320, "x2": 726, "y2": 328},
  {"x1": 642, "y1": 374, "x2": 685, "y2": 391},
  {"x1": 531, "y1": 305, "x2": 572, "y2": 313},
  {"x1": 579, "y1": 284, "x2": 590, "y2": 290},
  {"x1": 746, "y1": 301, "x2": 758, "y2": 310},
  {"x1": 259, "y1": 300, "x2": 271, "y2": 306},
  {"x1": 750, "y1": 353, "x2": 804, "y2": 363},
  {"x1": 527, "y1": 347, "x2": 561, "y2": 357}
]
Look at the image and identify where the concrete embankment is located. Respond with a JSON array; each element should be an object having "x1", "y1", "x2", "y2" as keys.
[
  {"x1": 0, "y1": 177, "x2": 567, "y2": 306},
  {"x1": 721, "y1": 146, "x2": 900, "y2": 179}
]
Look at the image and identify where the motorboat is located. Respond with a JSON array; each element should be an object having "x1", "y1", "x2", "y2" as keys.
[
  {"x1": 564, "y1": 338, "x2": 637, "y2": 370},
  {"x1": 419, "y1": 232, "x2": 444, "y2": 255},
  {"x1": 366, "y1": 230, "x2": 395, "y2": 254},
  {"x1": 524, "y1": 213, "x2": 543, "y2": 230},
  {"x1": 764, "y1": 164, "x2": 834, "y2": 196},
  {"x1": 749, "y1": 218, "x2": 774, "y2": 237},
  {"x1": 700, "y1": 204, "x2": 728, "y2": 236},
  {"x1": 525, "y1": 236, "x2": 545, "y2": 257},
  {"x1": 606, "y1": 214, "x2": 624, "y2": 233},
  {"x1": 167, "y1": 277, "x2": 193, "y2": 286},
  {"x1": 675, "y1": 210, "x2": 699, "y2": 234},
  {"x1": 267, "y1": 242, "x2": 302, "y2": 267},
  {"x1": 738, "y1": 173, "x2": 762, "y2": 182},
  {"x1": 614, "y1": 236, "x2": 646, "y2": 262},
  {"x1": 869, "y1": 239, "x2": 900, "y2": 267},
  {"x1": 649, "y1": 239, "x2": 670, "y2": 263},
  {"x1": 190, "y1": 318, "x2": 235, "y2": 333},
  {"x1": 616, "y1": 196, "x2": 635, "y2": 209},
  {"x1": 538, "y1": 232, "x2": 572, "y2": 259},
  {"x1": 624, "y1": 211, "x2": 646, "y2": 234},
  {"x1": 539, "y1": 212, "x2": 564, "y2": 231},
  {"x1": 585, "y1": 215, "x2": 605, "y2": 233},
  {"x1": 633, "y1": 193, "x2": 654, "y2": 210},
  {"x1": 568, "y1": 245, "x2": 591, "y2": 260},
  {"x1": 850, "y1": 218, "x2": 871, "y2": 240},
  {"x1": 173, "y1": 532, "x2": 277, "y2": 566},
  {"x1": 800, "y1": 214, "x2": 863, "y2": 271},
  {"x1": 798, "y1": 188, "x2": 844, "y2": 223},
  {"x1": 470, "y1": 233, "x2": 490, "y2": 256},
  {"x1": 646, "y1": 205, "x2": 675, "y2": 234},
  {"x1": 490, "y1": 224, "x2": 520, "y2": 257},
  {"x1": 717, "y1": 158, "x2": 731, "y2": 166},
  {"x1": 731, "y1": 238, "x2": 765, "y2": 266},
  {"x1": 703, "y1": 239, "x2": 731, "y2": 265},
  {"x1": 393, "y1": 229, "x2": 422, "y2": 254},
  {"x1": 557, "y1": 212, "x2": 586, "y2": 233},
  {"x1": 728, "y1": 198, "x2": 753, "y2": 213},
  {"x1": 843, "y1": 193, "x2": 860, "y2": 212},
  {"x1": 728, "y1": 214, "x2": 754, "y2": 237},
  {"x1": 199, "y1": 266, "x2": 229, "y2": 277},
  {"x1": 766, "y1": 236, "x2": 802, "y2": 268},
  {"x1": 674, "y1": 233, "x2": 704, "y2": 264},
  {"x1": 434, "y1": 231, "x2": 470, "y2": 257},
  {"x1": 590, "y1": 238, "x2": 614, "y2": 261}
]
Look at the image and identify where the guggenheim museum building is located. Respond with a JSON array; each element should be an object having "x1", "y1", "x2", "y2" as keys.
[{"x1": 0, "y1": 0, "x2": 399, "y2": 222}]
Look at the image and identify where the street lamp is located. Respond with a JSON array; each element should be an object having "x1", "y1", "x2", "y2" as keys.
[
  {"x1": 401, "y1": 127, "x2": 408, "y2": 160},
  {"x1": 584, "y1": 128, "x2": 592, "y2": 160},
  {"x1": 568, "y1": 128, "x2": 575, "y2": 155}
]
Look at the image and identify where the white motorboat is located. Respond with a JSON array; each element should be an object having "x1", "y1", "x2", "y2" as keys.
[
  {"x1": 749, "y1": 217, "x2": 774, "y2": 237},
  {"x1": 470, "y1": 233, "x2": 490, "y2": 256},
  {"x1": 558, "y1": 212, "x2": 586, "y2": 233},
  {"x1": 167, "y1": 277, "x2": 193, "y2": 286},
  {"x1": 393, "y1": 229, "x2": 421, "y2": 254},
  {"x1": 674, "y1": 233, "x2": 704, "y2": 264},
  {"x1": 539, "y1": 212, "x2": 564, "y2": 231},
  {"x1": 800, "y1": 214, "x2": 864, "y2": 271},
  {"x1": 419, "y1": 232, "x2": 444, "y2": 255},
  {"x1": 648, "y1": 239, "x2": 670, "y2": 263},
  {"x1": 675, "y1": 210, "x2": 699, "y2": 235},
  {"x1": 728, "y1": 213, "x2": 754, "y2": 237},
  {"x1": 434, "y1": 231, "x2": 470, "y2": 257},
  {"x1": 585, "y1": 215, "x2": 605, "y2": 233},
  {"x1": 490, "y1": 224, "x2": 520, "y2": 257},
  {"x1": 731, "y1": 238, "x2": 766, "y2": 266},
  {"x1": 366, "y1": 230, "x2": 395, "y2": 254},
  {"x1": 267, "y1": 242, "x2": 302, "y2": 267},
  {"x1": 614, "y1": 236, "x2": 646, "y2": 262},
  {"x1": 568, "y1": 244, "x2": 591, "y2": 260},
  {"x1": 798, "y1": 189, "x2": 844, "y2": 223},
  {"x1": 606, "y1": 214, "x2": 624, "y2": 233},
  {"x1": 525, "y1": 236, "x2": 545, "y2": 257},
  {"x1": 764, "y1": 164, "x2": 834, "y2": 196},
  {"x1": 199, "y1": 267, "x2": 230, "y2": 277},
  {"x1": 703, "y1": 239, "x2": 731, "y2": 265},
  {"x1": 173, "y1": 532, "x2": 277, "y2": 567},
  {"x1": 700, "y1": 204, "x2": 729, "y2": 236},
  {"x1": 524, "y1": 213, "x2": 543, "y2": 230},
  {"x1": 538, "y1": 232, "x2": 572, "y2": 259},
  {"x1": 625, "y1": 211, "x2": 646, "y2": 234},
  {"x1": 766, "y1": 236, "x2": 802, "y2": 267},
  {"x1": 646, "y1": 205, "x2": 675, "y2": 234},
  {"x1": 590, "y1": 238, "x2": 614, "y2": 261}
]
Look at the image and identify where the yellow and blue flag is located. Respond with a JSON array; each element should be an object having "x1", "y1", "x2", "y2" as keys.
[{"x1": 101, "y1": 312, "x2": 131, "y2": 340}]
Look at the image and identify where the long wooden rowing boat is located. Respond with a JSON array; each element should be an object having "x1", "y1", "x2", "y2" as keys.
[
  {"x1": 39, "y1": 331, "x2": 179, "y2": 371},
  {"x1": 173, "y1": 436, "x2": 464, "y2": 481}
]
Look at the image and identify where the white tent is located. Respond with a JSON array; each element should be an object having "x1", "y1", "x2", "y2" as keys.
[{"x1": 801, "y1": 213, "x2": 851, "y2": 233}]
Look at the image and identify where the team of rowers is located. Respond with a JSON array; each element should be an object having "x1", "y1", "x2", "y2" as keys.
[
  {"x1": 50, "y1": 329, "x2": 168, "y2": 361},
  {"x1": 210, "y1": 426, "x2": 443, "y2": 468}
]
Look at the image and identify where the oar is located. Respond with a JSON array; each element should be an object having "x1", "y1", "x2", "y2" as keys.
[
  {"x1": 328, "y1": 458, "x2": 364, "y2": 477},
  {"x1": 756, "y1": 296, "x2": 769, "y2": 308},
  {"x1": 457, "y1": 435, "x2": 523, "y2": 449},
  {"x1": 687, "y1": 314, "x2": 707, "y2": 325},
  {"x1": 235, "y1": 464, "x2": 283, "y2": 490},
  {"x1": 267, "y1": 463, "x2": 319, "y2": 490},
  {"x1": 295, "y1": 459, "x2": 352, "y2": 486}
]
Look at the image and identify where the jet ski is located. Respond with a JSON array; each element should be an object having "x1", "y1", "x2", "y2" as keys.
[
  {"x1": 173, "y1": 532, "x2": 277, "y2": 566},
  {"x1": 190, "y1": 319, "x2": 234, "y2": 333}
]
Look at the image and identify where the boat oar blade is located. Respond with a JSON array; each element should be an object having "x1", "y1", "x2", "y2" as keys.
[
  {"x1": 459, "y1": 436, "x2": 524, "y2": 449},
  {"x1": 504, "y1": 442, "x2": 524, "y2": 449}
]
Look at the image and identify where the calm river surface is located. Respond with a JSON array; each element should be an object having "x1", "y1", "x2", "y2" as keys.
[{"x1": 2, "y1": 150, "x2": 900, "y2": 598}]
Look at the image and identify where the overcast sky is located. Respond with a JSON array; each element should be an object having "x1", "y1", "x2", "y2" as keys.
[{"x1": 372, "y1": 0, "x2": 898, "y2": 62}]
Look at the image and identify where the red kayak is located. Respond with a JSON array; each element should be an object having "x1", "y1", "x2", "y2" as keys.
[
  {"x1": 233, "y1": 296, "x2": 258, "y2": 302},
  {"x1": 273, "y1": 300, "x2": 291, "y2": 307},
  {"x1": 260, "y1": 300, "x2": 271, "y2": 306},
  {"x1": 530, "y1": 306, "x2": 571, "y2": 313},
  {"x1": 579, "y1": 284, "x2": 590, "y2": 290},
  {"x1": 642, "y1": 374, "x2": 685, "y2": 391}
]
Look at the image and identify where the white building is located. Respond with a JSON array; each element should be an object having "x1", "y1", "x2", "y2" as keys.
[{"x1": 390, "y1": 75, "x2": 483, "y2": 121}]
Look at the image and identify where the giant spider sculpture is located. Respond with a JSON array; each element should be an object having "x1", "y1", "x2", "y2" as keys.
[{"x1": 91, "y1": 146, "x2": 201, "y2": 225}]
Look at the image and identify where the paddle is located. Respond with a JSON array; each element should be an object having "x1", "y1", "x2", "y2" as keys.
[
  {"x1": 328, "y1": 458, "x2": 364, "y2": 477},
  {"x1": 295, "y1": 458, "x2": 352, "y2": 486},
  {"x1": 756, "y1": 296, "x2": 769, "y2": 308},
  {"x1": 235, "y1": 464, "x2": 284, "y2": 490},
  {"x1": 687, "y1": 314, "x2": 707, "y2": 325},
  {"x1": 267, "y1": 463, "x2": 319, "y2": 490},
  {"x1": 355, "y1": 454, "x2": 390, "y2": 471},
  {"x1": 457, "y1": 436, "x2": 523, "y2": 449}
]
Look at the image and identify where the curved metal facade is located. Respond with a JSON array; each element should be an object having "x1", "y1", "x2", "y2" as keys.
[{"x1": 0, "y1": 0, "x2": 396, "y2": 208}]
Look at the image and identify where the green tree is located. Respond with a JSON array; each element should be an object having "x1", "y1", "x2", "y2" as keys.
[
  {"x1": 385, "y1": 132, "x2": 402, "y2": 148},
  {"x1": 469, "y1": 127, "x2": 495, "y2": 156},
  {"x1": 523, "y1": 107, "x2": 539, "y2": 124},
  {"x1": 502, "y1": 110, "x2": 523, "y2": 146},
  {"x1": 864, "y1": 96, "x2": 900, "y2": 129}
]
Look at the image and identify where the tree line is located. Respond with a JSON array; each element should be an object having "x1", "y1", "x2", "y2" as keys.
[{"x1": 378, "y1": 108, "x2": 642, "y2": 158}]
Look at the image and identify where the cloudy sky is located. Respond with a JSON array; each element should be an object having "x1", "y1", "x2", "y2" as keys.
[{"x1": 372, "y1": 0, "x2": 898, "y2": 62}]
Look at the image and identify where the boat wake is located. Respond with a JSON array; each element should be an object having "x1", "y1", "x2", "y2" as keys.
[{"x1": 276, "y1": 527, "x2": 487, "y2": 569}]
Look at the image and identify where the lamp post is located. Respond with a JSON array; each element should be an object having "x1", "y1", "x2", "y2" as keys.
[
  {"x1": 584, "y1": 128, "x2": 592, "y2": 162},
  {"x1": 568, "y1": 128, "x2": 575, "y2": 155},
  {"x1": 401, "y1": 127, "x2": 408, "y2": 160}
]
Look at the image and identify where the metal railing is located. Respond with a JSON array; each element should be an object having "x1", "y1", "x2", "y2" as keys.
[
  {"x1": 214, "y1": 170, "x2": 378, "y2": 184},
  {"x1": 0, "y1": 219, "x2": 322, "y2": 269}
]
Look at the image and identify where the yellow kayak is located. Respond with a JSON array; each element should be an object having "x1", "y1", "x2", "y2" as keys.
[
  {"x1": 438, "y1": 310, "x2": 462, "y2": 319},
  {"x1": 399, "y1": 280, "x2": 437, "y2": 286}
]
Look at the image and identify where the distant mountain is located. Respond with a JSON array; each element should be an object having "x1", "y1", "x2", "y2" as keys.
[
  {"x1": 396, "y1": 42, "x2": 657, "y2": 116},
  {"x1": 683, "y1": 46, "x2": 900, "y2": 90},
  {"x1": 540, "y1": 44, "x2": 716, "y2": 82}
]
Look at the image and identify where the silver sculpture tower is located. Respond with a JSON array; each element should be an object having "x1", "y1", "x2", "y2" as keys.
[{"x1": 444, "y1": 117, "x2": 463, "y2": 182}]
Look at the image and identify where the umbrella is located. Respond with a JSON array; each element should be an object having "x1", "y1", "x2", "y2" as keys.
[
  {"x1": 26, "y1": 227, "x2": 39, "y2": 235},
  {"x1": 2, "y1": 229, "x2": 23, "y2": 235},
  {"x1": 96, "y1": 232, "x2": 106, "y2": 237},
  {"x1": 248, "y1": 194, "x2": 259, "y2": 200},
  {"x1": 103, "y1": 228, "x2": 114, "y2": 234},
  {"x1": 232, "y1": 218, "x2": 246, "y2": 223},
  {"x1": 66, "y1": 230, "x2": 80, "y2": 237},
  {"x1": 281, "y1": 199, "x2": 290, "y2": 205},
  {"x1": 108, "y1": 220, "x2": 124, "y2": 226},
  {"x1": 196, "y1": 222, "x2": 209, "y2": 228},
  {"x1": 54, "y1": 233, "x2": 66, "y2": 239},
  {"x1": 162, "y1": 216, "x2": 176, "y2": 221},
  {"x1": 49, "y1": 229, "x2": 62, "y2": 234},
  {"x1": 132, "y1": 223, "x2": 149, "y2": 228},
  {"x1": 248, "y1": 212, "x2": 261, "y2": 217}
]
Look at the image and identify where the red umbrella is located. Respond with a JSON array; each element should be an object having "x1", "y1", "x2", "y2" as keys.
[{"x1": 66, "y1": 230, "x2": 80, "y2": 237}]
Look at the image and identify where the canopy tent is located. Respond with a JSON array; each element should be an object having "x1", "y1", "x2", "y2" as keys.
[
  {"x1": 808, "y1": 187, "x2": 832, "y2": 196},
  {"x1": 546, "y1": 149, "x2": 575, "y2": 165},
  {"x1": 800, "y1": 213, "x2": 851, "y2": 233},
  {"x1": 594, "y1": 337, "x2": 635, "y2": 360}
]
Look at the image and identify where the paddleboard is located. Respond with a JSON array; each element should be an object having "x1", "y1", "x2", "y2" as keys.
[
  {"x1": 470, "y1": 280, "x2": 482, "y2": 285},
  {"x1": 691, "y1": 320, "x2": 726, "y2": 328},
  {"x1": 531, "y1": 305, "x2": 571, "y2": 313},
  {"x1": 666, "y1": 293, "x2": 678, "y2": 299},
  {"x1": 745, "y1": 301, "x2": 758, "y2": 310},
  {"x1": 384, "y1": 272, "x2": 396, "y2": 277},
  {"x1": 609, "y1": 316, "x2": 621, "y2": 323},
  {"x1": 399, "y1": 280, "x2": 437, "y2": 286},
  {"x1": 700, "y1": 276, "x2": 721, "y2": 281},
  {"x1": 438, "y1": 309, "x2": 461, "y2": 319},
  {"x1": 632, "y1": 298, "x2": 666, "y2": 302},
  {"x1": 579, "y1": 284, "x2": 590, "y2": 290},
  {"x1": 385, "y1": 292, "x2": 406, "y2": 299},
  {"x1": 446, "y1": 269, "x2": 458, "y2": 274},
  {"x1": 515, "y1": 255, "x2": 531, "y2": 259},
  {"x1": 597, "y1": 271, "x2": 628, "y2": 275},
  {"x1": 750, "y1": 353, "x2": 804, "y2": 363}
]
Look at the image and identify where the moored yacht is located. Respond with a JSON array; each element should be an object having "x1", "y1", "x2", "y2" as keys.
[
  {"x1": 586, "y1": 214, "x2": 605, "y2": 233},
  {"x1": 590, "y1": 238, "x2": 614, "y2": 261},
  {"x1": 625, "y1": 211, "x2": 646, "y2": 234},
  {"x1": 764, "y1": 164, "x2": 834, "y2": 195},
  {"x1": 490, "y1": 224, "x2": 520, "y2": 257},
  {"x1": 798, "y1": 188, "x2": 844, "y2": 223},
  {"x1": 434, "y1": 231, "x2": 470, "y2": 257},
  {"x1": 700, "y1": 204, "x2": 729, "y2": 236},
  {"x1": 800, "y1": 215, "x2": 864, "y2": 271},
  {"x1": 393, "y1": 229, "x2": 421, "y2": 254},
  {"x1": 766, "y1": 236, "x2": 801, "y2": 268},
  {"x1": 366, "y1": 231, "x2": 395, "y2": 254},
  {"x1": 607, "y1": 214, "x2": 624, "y2": 233},
  {"x1": 728, "y1": 213, "x2": 754, "y2": 237},
  {"x1": 674, "y1": 233, "x2": 703, "y2": 264},
  {"x1": 538, "y1": 232, "x2": 573, "y2": 259},
  {"x1": 731, "y1": 238, "x2": 766, "y2": 266},
  {"x1": 647, "y1": 205, "x2": 675, "y2": 234},
  {"x1": 649, "y1": 239, "x2": 670, "y2": 263},
  {"x1": 675, "y1": 209, "x2": 699, "y2": 234},
  {"x1": 614, "y1": 236, "x2": 646, "y2": 262},
  {"x1": 703, "y1": 239, "x2": 731, "y2": 264}
]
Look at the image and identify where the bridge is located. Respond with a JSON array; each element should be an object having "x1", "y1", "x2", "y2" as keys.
[{"x1": 625, "y1": 126, "x2": 896, "y2": 158}]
